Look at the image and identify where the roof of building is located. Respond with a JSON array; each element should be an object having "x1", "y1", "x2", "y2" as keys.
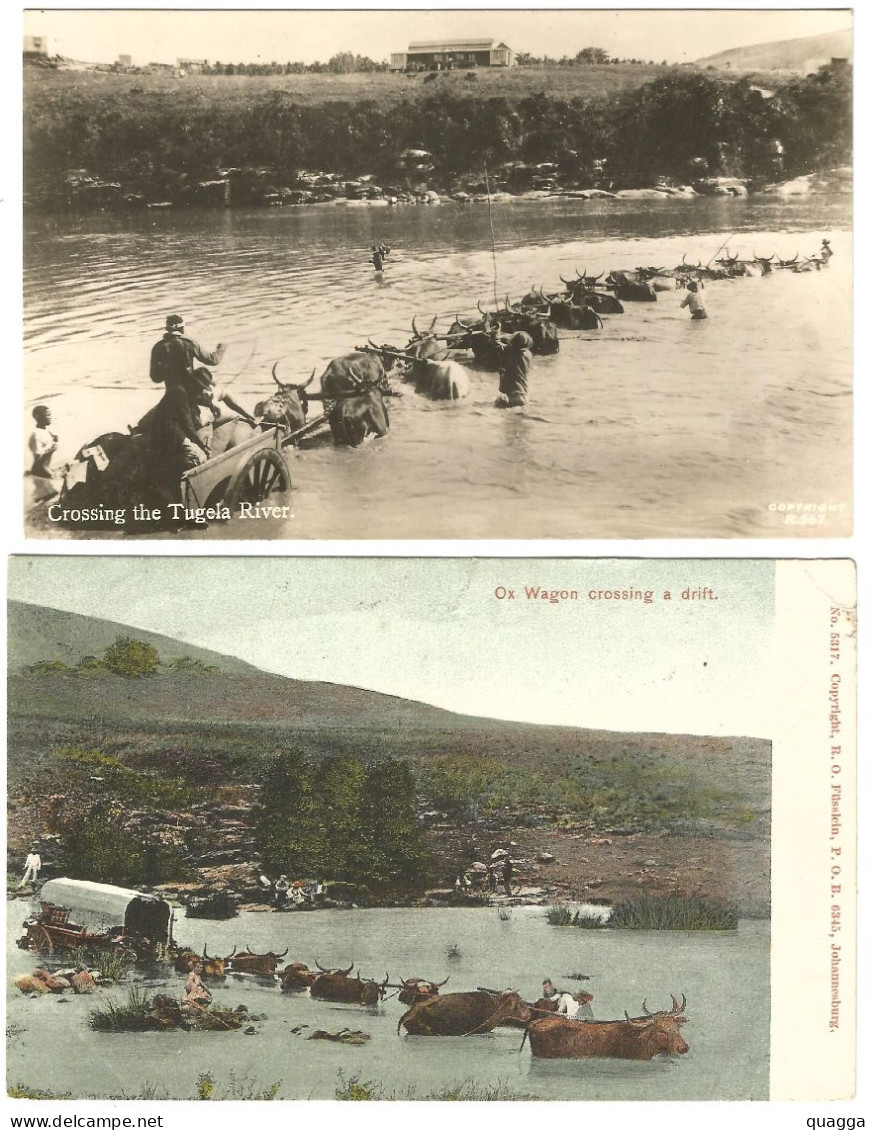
[{"x1": 407, "y1": 39, "x2": 511, "y2": 53}]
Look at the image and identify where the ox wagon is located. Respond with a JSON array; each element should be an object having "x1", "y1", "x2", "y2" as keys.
[
  {"x1": 18, "y1": 878, "x2": 174, "y2": 959},
  {"x1": 180, "y1": 423, "x2": 294, "y2": 512}
]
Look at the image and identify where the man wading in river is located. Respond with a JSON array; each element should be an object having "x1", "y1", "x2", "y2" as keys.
[
  {"x1": 495, "y1": 332, "x2": 533, "y2": 408},
  {"x1": 680, "y1": 281, "x2": 708, "y2": 320}
]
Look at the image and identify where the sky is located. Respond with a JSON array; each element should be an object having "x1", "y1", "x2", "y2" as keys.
[
  {"x1": 8, "y1": 556, "x2": 774, "y2": 738},
  {"x1": 23, "y1": 8, "x2": 853, "y2": 66}
]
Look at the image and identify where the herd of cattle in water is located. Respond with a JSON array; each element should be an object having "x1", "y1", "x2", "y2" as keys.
[
  {"x1": 20, "y1": 944, "x2": 687, "y2": 1057},
  {"x1": 15, "y1": 941, "x2": 690, "y2": 1058},
  {"x1": 170, "y1": 945, "x2": 689, "y2": 1058},
  {"x1": 252, "y1": 244, "x2": 831, "y2": 448},
  {"x1": 51, "y1": 241, "x2": 829, "y2": 525}
]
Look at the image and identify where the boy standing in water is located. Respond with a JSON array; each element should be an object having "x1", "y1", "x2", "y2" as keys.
[{"x1": 680, "y1": 281, "x2": 708, "y2": 320}]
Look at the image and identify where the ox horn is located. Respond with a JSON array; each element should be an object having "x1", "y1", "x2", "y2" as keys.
[
  {"x1": 278, "y1": 946, "x2": 289, "y2": 958},
  {"x1": 412, "y1": 315, "x2": 424, "y2": 338},
  {"x1": 341, "y1": 961, "x2": 355, "y2": 977},
  {"x1": 594, "y1": 270, "x2": 604, "y2": 281},
  {"x1": 788, "y1": 252, "x2": 798, "y2": 263},
  {"x1": 435, "y1": 976, "x2": 450, "y2": 987},
  {"x1": 576, "y1": 267, "x2": 585, "y2": 279},
  {"x1": 560, "y1": 274, "x2": 575, "y2": 287},
  {"x1": 314, "y1": 957, "x2": 329, "y2": 972},
  {"x1": 202, "y1": 943, "x2": 209, "y2": 959},
  {"x1": 641, "y1": 999, "x2": 655, "y2": 1016},
  {"x1": 671, "y1": 993, "x2": 687, "y2": 1014},
  {"x1": 271, "y1": 361, "x2": 284, "y2": 386},
  {"x1": 625, "y1": 1010, "x2": 632, "y2": 1022},
  {"x1": 246, "y1": 944, "x2": 255, "y2": 954},
  {"x1": 367, "y1": 337, "x2": 383, "y2": 351},
  {"x1": 381, "y1": 973, "x2": 390, "y2": 988},
  {"x1": 429, "y1": 314, "x2": 438, "y2": 334},
  {"x1": 681, "y1": 252, "x2": 688, "y2": 265},
  {"x1": 293, "y1": 367, "x2": 316, "y2": 392}
]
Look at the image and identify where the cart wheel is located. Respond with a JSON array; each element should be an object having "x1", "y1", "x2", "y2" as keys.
[
  {"x1": 227, "y1": 449, "x2": 290, "y2": 509},
  {"x1": 31, "y1": 926, "x2": 54, "y2": 954}
]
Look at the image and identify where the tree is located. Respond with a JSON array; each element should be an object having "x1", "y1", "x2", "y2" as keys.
[
  {"x1": 254, "y1": 750, "x2": 325, "y2": 876},
  {"x1": 356, "y1": 760, "x2": 431, "y2": 890},
  {"x1": 101, "y1": 636, "x2": 160, "y2": 677},
  {"x1": 575, "y1": 47, "x2": 609, "y2": 64}
]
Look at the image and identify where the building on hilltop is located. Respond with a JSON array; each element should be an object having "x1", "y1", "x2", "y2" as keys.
[
  {"x1": 177, "y1": 57, "x2": 211, "y2": 75},
  {"x1": 23, "y1": 35, "x2": 50, "y2": 58},
  {"x1": 390, "y1": 38, "x2": 516, "y2": 72}
]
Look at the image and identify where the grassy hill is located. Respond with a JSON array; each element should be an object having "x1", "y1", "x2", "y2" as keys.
[
  {"x1": 698, "y1": 28, "x2": 851, "y2": 72},
  {"x1": 7, "y1": 600, "x2": 259, "y2": 675},
  {"x1": 7, "y1": 601, "x2": 770, "y2": 910},
  {"x1": 7, "y1": 600, "x2": 769, "y2": 812}
]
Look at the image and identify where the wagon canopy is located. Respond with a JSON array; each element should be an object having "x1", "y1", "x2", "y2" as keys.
[{"x1": 38, "y1": 878, "x2": 172, "y2": 944}]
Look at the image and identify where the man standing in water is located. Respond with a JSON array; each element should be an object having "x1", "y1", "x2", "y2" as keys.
[
  {"x1": 495, "y1": 332, "x2": 533, "y2": 408},
  {"x1": 27, "y1": 406, "x2": 58, "y2": 477},
  {"x1": 680, "y1": 281, "x2": 708, "y2": 320}
]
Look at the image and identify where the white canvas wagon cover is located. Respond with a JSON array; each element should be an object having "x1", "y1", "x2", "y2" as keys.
[{"x1": 37, "y1": 878, "x2": 172, "y2": 943}]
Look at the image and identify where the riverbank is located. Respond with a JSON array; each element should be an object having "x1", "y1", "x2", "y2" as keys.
[{"x1": 25, "y1": 63, "x2": 851, "y2": 211}]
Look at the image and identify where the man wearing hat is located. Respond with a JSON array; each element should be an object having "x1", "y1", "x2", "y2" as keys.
[
  {"x1": 150, "y1": 313, "x2": 226, "y2": 389},
  {"x1": 820, "y1": 239, "x2": 833, "y2": 267}
]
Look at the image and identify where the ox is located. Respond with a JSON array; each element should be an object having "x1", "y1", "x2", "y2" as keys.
[
  {"x1": 319, "y1": 351, "x2": 388, "y2": 399},
  {"x1": 310, "y1": 961, "x2": 390, "y2": 1007},
  {"x1": 495, "y1": 301, "x2": 559, "y2": 355},
  {"x1": 279, "y1": 962, "x2": 320, "y2": 993},
  {"x1": 396, "y1": 975, "x2": 450, "y2": 1006},
  {"x1": 525, "y1": 995, "x2": 689, "y2": 1060},
  {"x1": 374, "y1": 342, "x2": 470, "y2": 401},
  {"x1": 398, "y1": 989, "x2": 533, "y2": 1036},
  {"x1": 328, "y1": 386, "x2": 390, "y2": 446},
  {"x1": 252, "y1": 364, "x2": 316, "y2": 434},
  {"x1": 606, "y1": 271, "x2": 658, "y2": 302},
  {"x1": 545, "y1": 296, "x2": 604, "y2": 331},
  {"x1": 227, "y1": 945, "x2": 289, "y2": 978},
  {"x1": 173, "y1": 945, "x2": 233, "y2": 980}
]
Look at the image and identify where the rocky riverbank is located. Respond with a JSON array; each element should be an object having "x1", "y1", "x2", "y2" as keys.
[
  {"x1": 35, "y1": 163, "x2": 851, "y2": 214},
  {"x1": 9, "y1": 791, "x2": 768, "y2": 917}
]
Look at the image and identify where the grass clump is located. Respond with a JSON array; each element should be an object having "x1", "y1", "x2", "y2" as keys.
[
  {"x1": 8, "y1": 1085, "x2": 73, "y2": 1099},
  {"x1": 335, "y1": 1072, "x2": 538, "y2": 1101},
  {"x1": 88, "y1": 986, "x2": 152, "y2": 1031},
  {"x1": 545, "y1": 904, "x2": 575, "y2": 925},
  {"x1": 608, "y1": 894, "x2": 738, "y2": 930}
]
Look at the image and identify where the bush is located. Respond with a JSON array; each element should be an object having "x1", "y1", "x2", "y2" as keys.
[
  {"x1": 102, "y1": 636, "x2": 160, "y2": 677},
  {"x1": 23, "y1": 660, "x2": 68, "y2": 675}
]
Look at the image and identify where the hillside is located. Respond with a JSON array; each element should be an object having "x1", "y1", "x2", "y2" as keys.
[
  {"x1": 8, "y1": 600, "x2": 259, "y2": 675},
  {"x1": 7, "y1": 601, "x2": 771, "y2": 912},
  {"x1": 698, "y1": 28, "x2": 851, "y2": 72}
]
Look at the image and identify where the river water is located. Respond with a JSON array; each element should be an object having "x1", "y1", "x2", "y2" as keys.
[
  {"x1": 24, "y1": 196, "x2": 851, "y2": 539},
  {"x1": 6, "y1": 903, "x2": 768, "y2": 1100}
]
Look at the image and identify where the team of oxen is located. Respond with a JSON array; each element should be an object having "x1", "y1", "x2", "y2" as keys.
[
  {"x1": 248, "y1": 246, "x2": 823, "y2": 449},
  {"x1": 170, "y1": 943, "x2": 689, "y2": 1059}
]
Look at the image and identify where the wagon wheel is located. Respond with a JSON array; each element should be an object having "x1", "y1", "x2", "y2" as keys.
[
  {"x1": 31, "y1": 926, "x2": 55, "y2": 954},
  {"x1": 227, "y1": 449, "x2": 291, "y2": 509}
]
